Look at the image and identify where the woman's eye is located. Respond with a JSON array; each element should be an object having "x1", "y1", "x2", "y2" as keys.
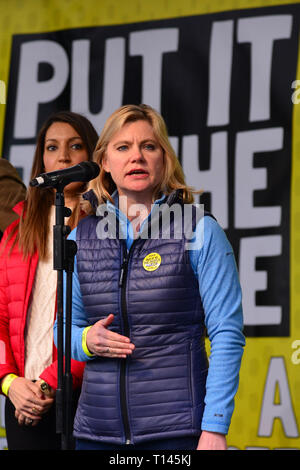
[
  {"x1": 117, "y1": 145, "x2": 128, "y2": 151},
  {"x1": 144, "y1": 143, "x2": 155, "y2": 150},
  {"x1": 71, "y1": 143, "x2": 83, "y2": 150},
  {"x1": 46, "y1": 145, "x2": 57, "y2": 151}
]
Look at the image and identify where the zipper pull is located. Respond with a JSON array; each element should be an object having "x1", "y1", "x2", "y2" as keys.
[{"x1": 119, "y1": 256, "x2": 128, "y2": 287}]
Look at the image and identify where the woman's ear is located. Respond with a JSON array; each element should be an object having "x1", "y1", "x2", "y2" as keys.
[{"x1": 102, "y1": 153, "x2": 110, "y2": 173}]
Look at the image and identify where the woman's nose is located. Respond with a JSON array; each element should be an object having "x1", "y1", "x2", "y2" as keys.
[
  {"x1": 129, "y1": 145, "x2": 144, "y2": 162},
  {"x1": 58, "y1": 145, "x2": 71, "y2": 162}
]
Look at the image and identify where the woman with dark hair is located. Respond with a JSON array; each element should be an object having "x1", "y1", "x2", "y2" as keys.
[
  {"x1": 56, "y1": 104, "x2": 245, "y2": 450},
  {"x1": 0, "y1": 158, "x2": 26, "y2": 241},
  {"x1": 0, "y1": 111, "x2": 98, "y2": 450}
]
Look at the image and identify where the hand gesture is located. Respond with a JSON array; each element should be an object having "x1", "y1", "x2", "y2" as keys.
[{"x1": 86, "y1": 314, "x2": 135, "y2": 358}]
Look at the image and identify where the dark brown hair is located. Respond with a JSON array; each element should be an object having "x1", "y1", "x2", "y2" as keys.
[{"x1": 10, "y1": 111, "x2": 98, "y2": 259}]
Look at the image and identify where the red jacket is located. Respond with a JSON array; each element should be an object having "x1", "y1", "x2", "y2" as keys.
[{"x1": 0, "y1": 201, "x2": 85, "y2": 390}]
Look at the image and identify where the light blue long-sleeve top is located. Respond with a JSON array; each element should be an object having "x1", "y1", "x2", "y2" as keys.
[{"x1": 54, "y1": 194, "x2": 245, "y2": 435}]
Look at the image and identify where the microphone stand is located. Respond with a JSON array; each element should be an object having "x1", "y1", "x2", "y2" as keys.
[
  {"x1": 30, "y1": 162, "x2": 99, "y2": 449},
  {"x1": 53, "y1": 184, "x2": 77, "y2": 450}
]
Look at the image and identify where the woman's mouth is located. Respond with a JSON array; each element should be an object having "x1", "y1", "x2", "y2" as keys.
[{"x1": 126, "y1": 169, "x2": 149, "y2": 178}]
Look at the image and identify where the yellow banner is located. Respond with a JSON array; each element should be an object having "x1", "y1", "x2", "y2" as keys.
[{"x1": 0, "y1": 0, "x2": 300, "y2": 451}]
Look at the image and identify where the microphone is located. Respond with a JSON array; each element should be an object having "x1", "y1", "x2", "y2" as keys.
[{"x1": 30, "y1": 161, "x2": 100, "y2": 188}]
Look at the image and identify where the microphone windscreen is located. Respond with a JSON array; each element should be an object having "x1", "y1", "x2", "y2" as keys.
[{"x1": 81, "y1": 161, "x2": 100, "y2": 180}]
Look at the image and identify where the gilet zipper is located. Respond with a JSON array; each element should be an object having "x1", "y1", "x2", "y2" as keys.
[{"x1": 118, "y1": 240, "x2": 139, "y2": 444}]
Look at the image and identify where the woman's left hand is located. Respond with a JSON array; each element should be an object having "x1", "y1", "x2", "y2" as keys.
[
  {"x1": 35, "y1": 379, "x2": 56, "y2": 399},
  {"x1": 13, "y1": 380, "x2": 55, "y2": 426},
  {"x1": 14, "y1": 410, "x2": 40, "y2": 427},
  {"x1": 197, "y1": 431, "x2": 227, "y2": 450}
]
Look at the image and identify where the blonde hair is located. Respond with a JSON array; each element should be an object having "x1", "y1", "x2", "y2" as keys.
[{"x1": 84, "y1": 104, "x2": 198, "y2": 213}]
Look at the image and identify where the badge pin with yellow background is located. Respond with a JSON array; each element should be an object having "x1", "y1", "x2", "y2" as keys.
[{"x1": 143, "y1": 253, "x2": 162, "y2": 272}]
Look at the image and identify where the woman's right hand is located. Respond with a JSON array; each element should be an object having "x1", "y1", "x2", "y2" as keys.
[
  {"x1": 7, "y1": 377, "x2": 54, "y2": 421},
  {"x1": 14, "y1": 410, "x2": 40, "y2": 427},
  {"x1": 86, "y1": 314, "x2": 135, "y2": 358}
]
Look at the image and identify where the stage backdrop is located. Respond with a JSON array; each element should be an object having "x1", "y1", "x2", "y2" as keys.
[{"x1": 0, "y1": 0, "x2": 300, "y2": 450}]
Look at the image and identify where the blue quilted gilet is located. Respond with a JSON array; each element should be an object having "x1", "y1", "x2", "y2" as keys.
[{"x1": 73, "y1": 193, "x2": 209, "y2": 445}]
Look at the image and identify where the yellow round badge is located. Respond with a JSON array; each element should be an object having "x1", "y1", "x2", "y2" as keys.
[{"x1": 143, "y1": 253, "x2": 162, "y2": 272}]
